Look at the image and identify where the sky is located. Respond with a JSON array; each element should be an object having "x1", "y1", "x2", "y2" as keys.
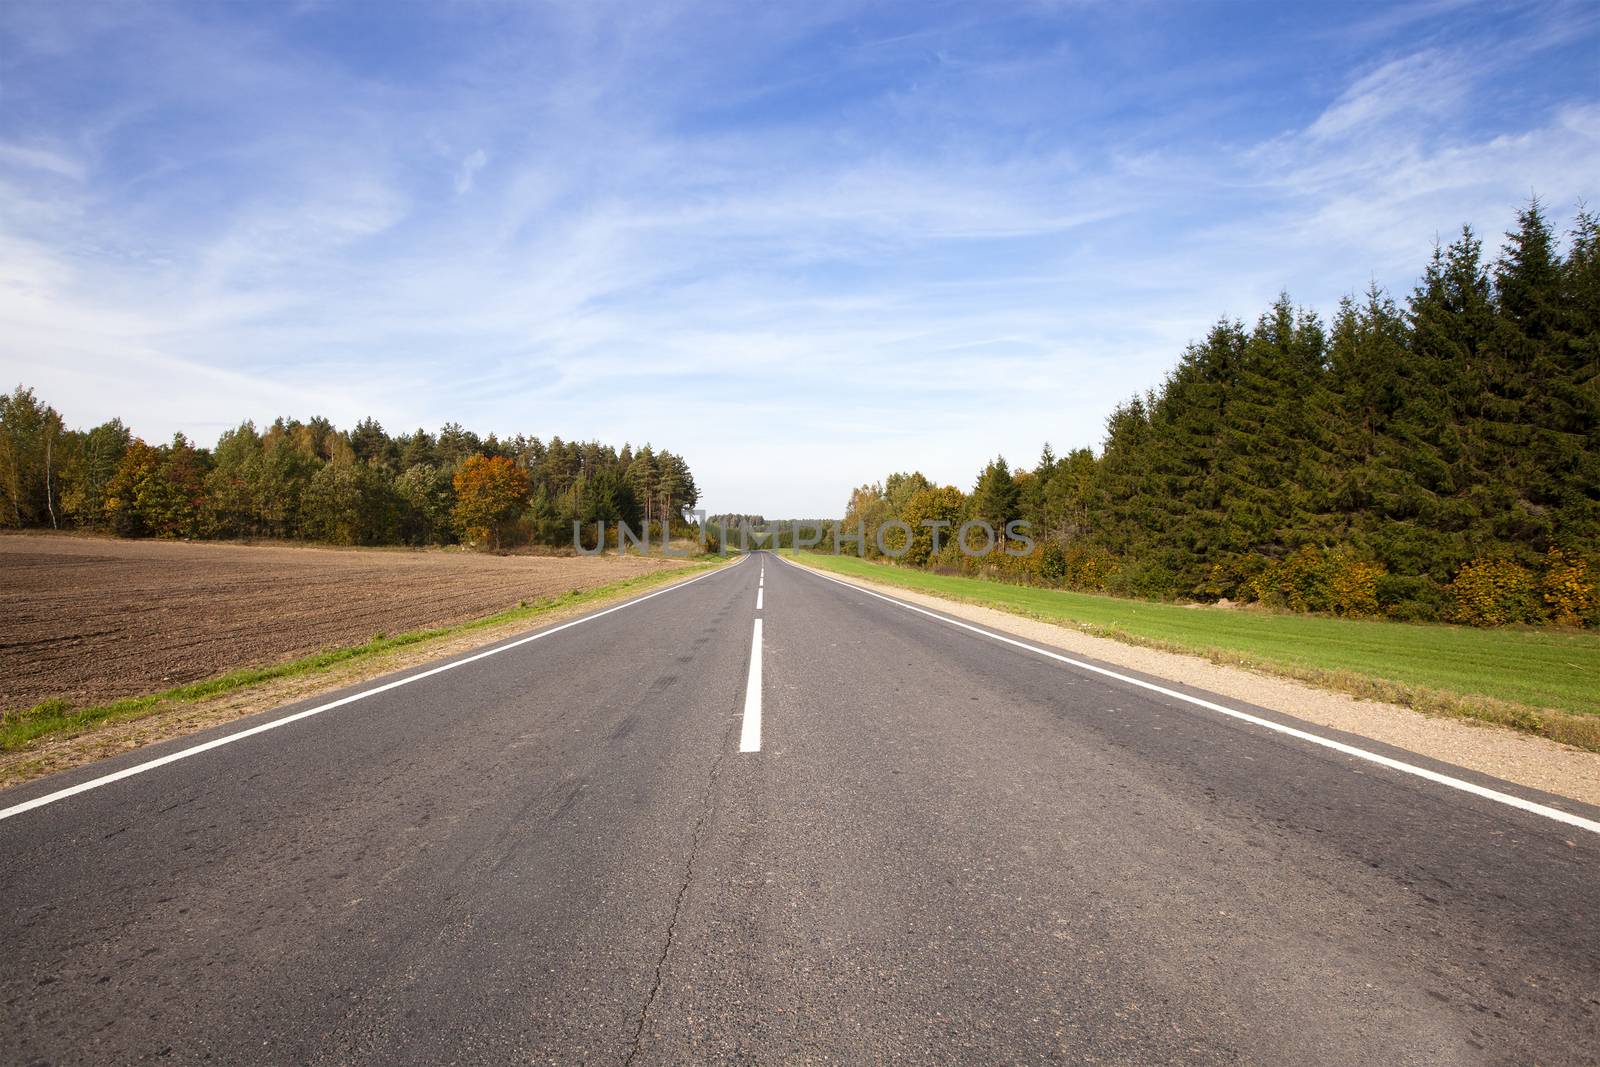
[{"x1": 1, "y1": 1, "x2": 1597, "y2": 518}]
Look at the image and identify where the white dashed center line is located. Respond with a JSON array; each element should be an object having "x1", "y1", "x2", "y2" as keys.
[{"x1": 739, "y1": 618, "x2": 763, "y2": 752}]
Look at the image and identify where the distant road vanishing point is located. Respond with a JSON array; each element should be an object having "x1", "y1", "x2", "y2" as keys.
[{"x1": 3, "y1": 551, "x2": 1597, "y2": 1065}]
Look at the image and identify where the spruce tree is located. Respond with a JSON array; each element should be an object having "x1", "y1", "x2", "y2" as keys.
[
  {"x1": 1214, "y1": 296, "x2": 1326, "y2": 562},
  {"x1": 970, "y1": 457, "x2": 1020, "y2": 534}
]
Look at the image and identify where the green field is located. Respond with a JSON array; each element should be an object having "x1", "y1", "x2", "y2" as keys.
[{"x1": 795, "y1": 552, "x2": 1600, "y2": 743}]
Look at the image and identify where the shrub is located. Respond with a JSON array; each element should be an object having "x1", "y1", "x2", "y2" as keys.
[
  {"x1": 929, "y1": 538, "x2": 974, "y2": 576},
  {"x1": 1326, "y1": 556, "x2": 1385, "y2": 617},
  {"x1": 1243, "y1": 546, "x2": 1385, "y2": 617},
  {"x1": 1448, "y1": 557, "x2": 1544, "y2": 626},
  {"x1": 990, "y1": 543, "x2": 1040, "y2": 584},
  {"x1": 1062, "y1": 544, "x2": 1120, "y2": 591},
  {"x1": 1375, "y1": 574, "x2": 1449, "y2": 622},
  {"x1": 1247, "y1": 546, "x2": 1329, "y2": 613},
  {"x1": 1112, "y1": 560, "x2": 1178, "y2": 600},
  {"x1": 1200, "y1": 554, "x2": 1267, "y2": 601},
  {"x1": 1038, "y1": 541, "x2": 1067, "y2": 584},
  {"x1": 1542, "y1": 547, "x2": 1595, "y2": 627}
]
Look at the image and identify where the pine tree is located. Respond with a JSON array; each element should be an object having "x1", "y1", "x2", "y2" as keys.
[
  {"x1": 970, "y1": 457, "x2": 1020, "y2": 536},
  {"x1": 1405, "y1": 227, "x2": 1517, "y2": 572},
  {"x1": 349, "y1": 418, "x2": 392, "y2": 466},
  {"x1": 1041, "y1": 447, "x2": 1095, "y2": 543},
  {"x1": 1214, "y1": 297, "x2": 1326, "y2": 561},
  {"x1": 1145, "y1": 321, "x2": 1241, "y2": 590},
  {"x1": 1020, "y1": 444, "x2": 1057, "y2": 528},
  {"x1": 627, "y1": 445, "x2": 658, "y2": 531},
  {"x1": 581, "y1": 467, "x2": 642, "y2": 530}
]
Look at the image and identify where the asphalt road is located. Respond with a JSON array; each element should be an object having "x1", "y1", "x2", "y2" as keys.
[{"x1": 3, "y1": 551, "x2": 1598, "y2": 1065}]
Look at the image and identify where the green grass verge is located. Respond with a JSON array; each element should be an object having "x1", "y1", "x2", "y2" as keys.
[
  {"x1": 795, "y1": 552, "x2": 1600, "y2": 751},
  {"x1": 1, "y1": 561, "x2": 721, "y2": 753}
]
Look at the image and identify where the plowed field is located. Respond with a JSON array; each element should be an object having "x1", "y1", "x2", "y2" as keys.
[{"x1": 0, "y1": 534, "x2": 694, "y2": 711}]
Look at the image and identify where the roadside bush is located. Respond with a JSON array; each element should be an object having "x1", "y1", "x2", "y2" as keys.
[
  {"x1": 1244, "y1": 546, "x2": 1384, "y2": 617},
  {"x1": 1199, "y1": 553, "x2": 1267, "y2": 601},
  {"x1": 929, "y1": 538, "x2": 975, "y2": 577},
  {"x1": 1448, "y1": 557, "x2": 1544, "y2": 627},
  {"x1": 989, "y1": 541, "x2": 1047, "y2": 585},
  {"x1": 1038, "y1": 541, "x2": 1067, "y2": 584},
  {"x1": 701, "y1": 522, "x2": 725, "y2": 555},
  {"x1": 1541, "y1": 547, "x2": 1595, "y2": 627},
  {"x1": 1110, "y1": 560, "x2": 1178, "y2": 600},
  {"x1": 1375, "y1": 574, "x2": 1449, "y2": 622},
  {"x1": 1247, "y1": 546, "x2": 1329, "y2": 613},
  {"x1": 1061, "y1": 544, "x2": 1120, "y2": 591},
  {"x1": 1326, "y1": 556, "x2": 1384, "y2": 617}
]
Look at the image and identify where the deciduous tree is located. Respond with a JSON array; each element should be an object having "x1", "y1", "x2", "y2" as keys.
[{"x1": 452, "y1": 454, "x2": 529, "y2": 549}]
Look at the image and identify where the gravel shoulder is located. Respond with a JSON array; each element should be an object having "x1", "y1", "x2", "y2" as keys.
[{"x1": 796, "y1": 557, "x2": 1600, "y2": 808}]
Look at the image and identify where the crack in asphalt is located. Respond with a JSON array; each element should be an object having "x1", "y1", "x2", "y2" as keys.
[{"x1": 620, "y1": 720, "x2": 736, "y2": 1066}]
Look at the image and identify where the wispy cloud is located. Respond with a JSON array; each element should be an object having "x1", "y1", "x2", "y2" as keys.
[
  {"x1": 0, "y1": 142, "x2": 85, "y2": 181},
  {"x1": 1306, "y1": 50, "x2": 1470, "y2": 141}
]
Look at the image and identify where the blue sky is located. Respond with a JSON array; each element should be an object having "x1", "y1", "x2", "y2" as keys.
[{"x1": 2, "y1": 1, "x2": 1597, "y2": 517}]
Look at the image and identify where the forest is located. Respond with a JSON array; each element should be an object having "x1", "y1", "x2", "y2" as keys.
[
  {"x1": 0, "y1": 396, "x2": 698, "y2": 552},
  {"x1": 838, "y1": 201, "x2": 1599, "y2": 628}
]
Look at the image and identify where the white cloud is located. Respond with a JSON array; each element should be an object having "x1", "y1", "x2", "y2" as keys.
[
  {"x1": 0, "y1": 142, "x2": 86, "y2": 181},
  {"x1": 1307, "y1": 50, "x2": 1469, "y2": 141}
]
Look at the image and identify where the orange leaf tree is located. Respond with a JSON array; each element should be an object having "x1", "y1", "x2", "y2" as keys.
[{"x1": 451, "y1": 454, "x2": 529, "y2": 549}]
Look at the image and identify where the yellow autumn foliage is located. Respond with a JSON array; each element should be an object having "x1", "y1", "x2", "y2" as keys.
[
  {"x1": 1448, "y1": 558, "x2": 1542, "y2": 626},
  {"x1": 1542, "y1": 547, "x2": 1596, "y2": 627}
]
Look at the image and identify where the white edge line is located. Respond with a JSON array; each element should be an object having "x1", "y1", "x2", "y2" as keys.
[
  {"x1": 782, "y1": 556, "x2": 1600, "y2": 837},
  {"x1": 1, "y1": 562, "x2": 737, "y2": 822},
  {"x1": 740, "y1": 618, "x2": 763, "y2": 752}
]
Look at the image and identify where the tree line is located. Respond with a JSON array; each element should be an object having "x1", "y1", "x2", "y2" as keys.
[
  {"x1": 0, "y1": 398, "x2": 699, "y2": 551},
  {"x1": 838, "y1": 201, "x2": 1599, "y2": 627}
]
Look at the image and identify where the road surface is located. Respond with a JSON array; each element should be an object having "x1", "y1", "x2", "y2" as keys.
[{"x1": 3, "y1": 551, "x2": 1597, "y2": 1065}]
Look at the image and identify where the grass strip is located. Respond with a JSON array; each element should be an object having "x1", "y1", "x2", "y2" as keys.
[
  {"x1": 794, "y1": 552, "x2": 1600, "y2": 753},
  {"x1": 1, "y1": 561, "x2": 721, "y2": 753}
]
